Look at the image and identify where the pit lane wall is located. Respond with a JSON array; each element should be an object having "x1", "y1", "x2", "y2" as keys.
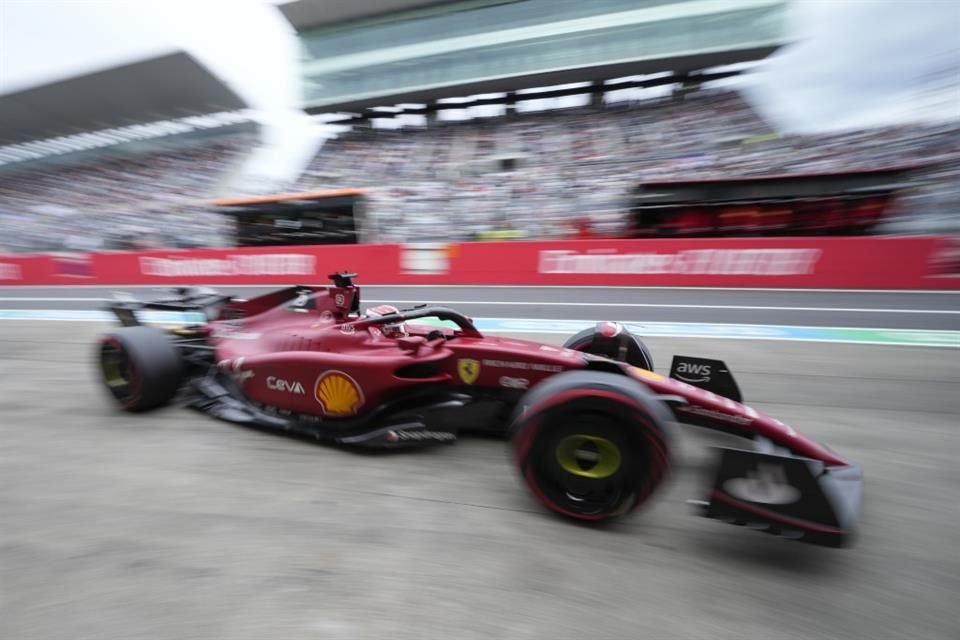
[{"x1": 1, "y1": 236, "x2": 958, "y2": 289}]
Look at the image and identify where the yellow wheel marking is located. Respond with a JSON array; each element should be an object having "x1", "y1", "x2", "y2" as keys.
[
  {"x1": 555, "y1": 434, "x2": 621, "y2": 479},
  {"x1": 102, "y1": 358, "x2": 126, "y2": 388}
]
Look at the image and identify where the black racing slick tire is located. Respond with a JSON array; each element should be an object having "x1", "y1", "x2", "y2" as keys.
[
  {"x1": 98, "y1": 326, "x2": 184, "y2": 412},
  {"x1": 510, "y1": 370, "x2": 672, "y2": 522},
  {"x1": 563, "y1": 323, "x2": 654, "y2": 371}
]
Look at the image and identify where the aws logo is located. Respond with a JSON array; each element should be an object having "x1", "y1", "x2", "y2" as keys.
[
  {"x1": 674, "y1": 362, "x2": 712, "y2": 383},
  {"x1": 315, "y1": 371, "x2": 365, "y2": 416}
]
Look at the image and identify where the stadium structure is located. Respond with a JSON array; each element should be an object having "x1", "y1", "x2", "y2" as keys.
[
  {"x1": 0, "y1": 0, "x2": 787, "y2": 150},
  {"x1": 288, "y1": 0, "x2": 785, "y2": 114},
  {"x1": 0, "y1": 0, "x2": 956, "y2": 252}
]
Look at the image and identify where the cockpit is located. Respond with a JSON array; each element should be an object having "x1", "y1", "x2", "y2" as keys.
[{"x1": 275, "y1": 272, "x2": 482, "y2": 346}]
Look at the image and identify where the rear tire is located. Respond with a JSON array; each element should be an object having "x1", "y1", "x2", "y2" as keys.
[
  {"x1": 511, "y1": 370, "x2": 671, "y2": 521},
  {"x1": 98, "y1": 326, "x2": 184, "y2": 412},
  {"x1": 564, "y1": 324, "x2": 654, "y2": 371}
]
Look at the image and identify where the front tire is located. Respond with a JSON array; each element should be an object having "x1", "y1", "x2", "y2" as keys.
[
  {"x1": 511, "y1": 370, "x2": 671, "y2": 521},
  {"x1": 98, "y1": 326, "x2": 184, "y2": 412}
]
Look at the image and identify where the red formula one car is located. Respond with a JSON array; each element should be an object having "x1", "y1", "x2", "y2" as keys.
[{"x1": 97, "y1": 273, "x2": 863, "y2": 546}]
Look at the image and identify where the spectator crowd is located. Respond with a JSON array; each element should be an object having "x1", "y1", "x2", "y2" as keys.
[
  {"x1": 0, "y1": 134, "x2": 253, "y2": 254},
  {"x1": 1, "y1": 90, "x2": 957, "y2": 253}
]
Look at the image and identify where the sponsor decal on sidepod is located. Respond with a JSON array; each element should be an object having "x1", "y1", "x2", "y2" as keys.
[
  {"x1": 481, "y1": 359, "x2": 563, "y2": 373},
  {"x1": 499, "y1": 376, "x2": 529, "y2": 390},
  {"x1": 266, "y1": 376, "x2": 305, "y2": 394},
  {"x1": 676, "y1": 404, "x2": 753, "y2": 426},
  {"x1": 314, "y1": 371, "x2": 364, "y2": 416}
]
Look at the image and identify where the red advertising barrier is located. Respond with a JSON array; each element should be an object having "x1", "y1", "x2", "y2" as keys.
[
  {"x1": 0, "y1": 245, "x2": 402, "y2": 287},
  {"x1": 91, "y1": 244, "x2": 402, "y2": 286},
  {"x1": 442, "y1": 236, "x2": 960, "y2": 289},
  {"x1": 0, "y1": 236, "x2": 958, "y2": 289}
]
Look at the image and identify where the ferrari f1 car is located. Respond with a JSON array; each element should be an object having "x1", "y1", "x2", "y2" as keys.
[{"x1": 96, "y1": 273, "x2": 862, "y2": 547}]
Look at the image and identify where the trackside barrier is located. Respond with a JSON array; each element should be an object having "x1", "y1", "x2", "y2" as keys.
[{"x1": 0, "y1": 236, "x2": 958, "y2": 289}]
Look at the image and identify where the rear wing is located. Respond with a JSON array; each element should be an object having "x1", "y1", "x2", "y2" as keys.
[
  {"x1": 106, "y1": 282, "x2": 358, "y2": 327},
  {"x1": 106, "y1": 287, "x2": 234, "y2": 326}
]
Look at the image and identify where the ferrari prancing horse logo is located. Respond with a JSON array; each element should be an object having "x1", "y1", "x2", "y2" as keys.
[{"x1": 457, "y1": 359, "x2": 480, "y2": 385}]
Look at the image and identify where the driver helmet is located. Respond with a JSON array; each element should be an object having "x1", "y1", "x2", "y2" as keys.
[{"x1": 366, "y1": 304, "x2": 407, "y2": 338}]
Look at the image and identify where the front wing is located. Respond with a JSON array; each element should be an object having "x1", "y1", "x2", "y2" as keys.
[{"x1": 697, "y1": 446, "x2": 863, "y2": 547}]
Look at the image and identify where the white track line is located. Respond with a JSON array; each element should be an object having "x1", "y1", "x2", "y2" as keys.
[
  {"x1": 476, "y1": 316, "x2": 960, "y2": 334},
  {"x1": 0, "y1": 284, "x2": 957, "y2": 293},
  {"x1": 1, "y1": 311, "x2": 957, "y2": 347},
  {"x1": 0, "y1": 296, "x2": 956, "y2": 314},
  {"x1": 362, "y1": 299, "x2": 960, "y2": 314},
  {"x1": 0, "y1": 297, "x2": 109, "y2": 301}
]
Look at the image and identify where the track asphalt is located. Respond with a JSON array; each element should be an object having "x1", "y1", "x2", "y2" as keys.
[{"x1": 1, "y1": 316, "x2": 957, "y2": 639}]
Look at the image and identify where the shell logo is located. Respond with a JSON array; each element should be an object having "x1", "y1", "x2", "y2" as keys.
[{"x1": 315, "y1": 370, "x2": 364, "y2": 416}]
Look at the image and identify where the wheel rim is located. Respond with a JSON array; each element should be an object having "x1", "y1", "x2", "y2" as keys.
[
  {"x1": 525, "y1": 412, "x2": 640, "y2": 517},
  {"x1": 101, "y1": 341, "x2": 136, "y2": 403},
  {"x1": 555, "y1": 434, "x2": 621, "y2": 479}
]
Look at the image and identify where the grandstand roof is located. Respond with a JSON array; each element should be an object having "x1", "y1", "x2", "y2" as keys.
[
  {"x1": 0, "y1": 52, "x2": 245, "y2": 147},
  {"x1": 0, "y1": 51, "x2": 247, "y2": 144},
  {"x1": 306, "y1": 47, "x2": 777, "y2": 114},
  {"x1": 278, "y1": 0, "x2": 447, "y2": 31},
  {"x1": 296, "y1": 0, "x2": 787, "y2": 112}
]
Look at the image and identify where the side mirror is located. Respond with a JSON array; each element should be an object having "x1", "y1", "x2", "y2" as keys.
[
  {"x1": 397, "y1": 336, "x2": 428, "y2": 353},
  {"x1": 328, "y1": 272, "x2": 358, "y2": 288}
]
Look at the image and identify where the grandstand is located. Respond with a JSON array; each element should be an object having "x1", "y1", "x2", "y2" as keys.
[
  {"x1": 0, "y1": 0, "x2": 957, "y2": 253},
  {"x1": 286, "y1": 0, "x2": 786, "y2": 112}
]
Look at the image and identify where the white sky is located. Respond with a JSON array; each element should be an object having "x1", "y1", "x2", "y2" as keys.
[
  {"x1": 740, "y1": 0, "x2": 960, "y2": 133},
  {"x1": 0, "y1": 0, "x2": 302, "y2": 113},
  {"x1": 0, "y1": 2, "x2": 174, "y2": 94}
]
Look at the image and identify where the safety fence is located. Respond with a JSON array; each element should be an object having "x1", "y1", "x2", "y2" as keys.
[{"x1": 1, "y1": 236, "x2": 958, "y2": 289}]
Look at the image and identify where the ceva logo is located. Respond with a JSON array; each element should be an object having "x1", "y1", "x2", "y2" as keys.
[
  {"x1": 267, "y1": 376, "x2": 305, "y2": 394},
  {"x1": 675, "y1": 362, "x2": 712, "y2": 383}
]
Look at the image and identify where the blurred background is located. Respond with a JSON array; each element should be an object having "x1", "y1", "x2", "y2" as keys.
[
  {"x1": 2, "y1": 4, "x2": 959, "y2": 640},
  {"x1": 0, "y1": 0, "x2": 957, "y2": 254}
]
